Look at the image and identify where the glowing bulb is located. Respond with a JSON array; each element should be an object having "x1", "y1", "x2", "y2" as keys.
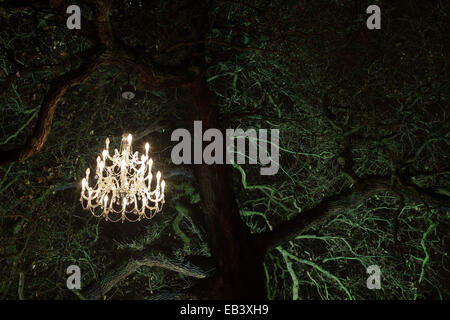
[
  {"x1": 156, "y1": 171, "x2": 161, "y2": 188},
  {"x1": 80, "y1": 133, "x2": 166, "y2": 222},
  {"x1": 148, "y1": 158, "x2": 153, "y2": 174}
]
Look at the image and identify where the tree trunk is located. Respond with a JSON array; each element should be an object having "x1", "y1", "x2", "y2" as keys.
[{"x1": 189, "y1": 77, "x2": 266, "y2": 299}]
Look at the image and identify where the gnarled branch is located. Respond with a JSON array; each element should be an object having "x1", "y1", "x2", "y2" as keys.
[
  {"x1": 0, "y1": 46, "x2": 104, "y2": 166},
  {"x1": 254, "y1": 175, "x2": 450, "y2": 252},
  {"x1": 86, "y1": 250, "x2": 211, "y2": 300}
]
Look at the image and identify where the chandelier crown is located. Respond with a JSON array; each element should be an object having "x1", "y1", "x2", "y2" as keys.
[{"x1": 80, "y1": 134, "x2": 166, "y2": 222}]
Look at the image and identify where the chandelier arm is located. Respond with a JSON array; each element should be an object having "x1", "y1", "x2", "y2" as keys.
[
  {"x1": 105, "y1": 214, "x2": 123, "y2": 223},
  {"x1": 80, "y1": 134, "x2": 165, "y2": 222}
]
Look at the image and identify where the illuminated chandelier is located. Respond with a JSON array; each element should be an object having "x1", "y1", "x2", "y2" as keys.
[{"x1": 80, "y1": 134, "x2": 166, "y2": 222}]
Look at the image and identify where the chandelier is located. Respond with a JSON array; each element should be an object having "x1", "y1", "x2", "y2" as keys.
[{"x1": 80, "y1": 134, "x2": 166, "y2": 222}]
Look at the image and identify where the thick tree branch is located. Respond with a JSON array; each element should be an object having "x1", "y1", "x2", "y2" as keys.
[
  {"x1": 0, "y1": 0, "x2": 115, "y2": 166},
  {"x1": 254, "y1": 175, "x2": 450, "y2": 252},
  {"x1": 93, "y1": 0, "x2": 114, "y2": 49},
  {"x1": 0, "y1": 46, "x2": 104, "y2": 166},
  {"x1": 104, "y1": 42, "x2": 199, "y2": 89},
  {"x1": 86, "y1": 250, "x2": 210, "y2": 300},
  {"x1": 0, "y1": 0, "x2": 196, "y2": 167},
  {"x1": 322, "y1": 97, "x2": 360, "y2": 185}
]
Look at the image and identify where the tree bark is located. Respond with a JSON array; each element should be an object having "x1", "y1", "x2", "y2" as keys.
[
  {"x1": 87, "y1": 250, "x2": 210, "y2": 300},
  {"x1": 0, "y1": 46, "x2": 104, "y2": 165},
  {"x1": 254, "y1": 175, "x2": 450, "y2": 252},
  {"x1": 189, "y1": 76, "x2": 266, "y2": 299}
]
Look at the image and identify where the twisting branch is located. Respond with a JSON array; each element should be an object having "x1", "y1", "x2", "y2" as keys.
[
  {"x1": 104, "y1": 42, "x2": 198, "y2": 89},
  {"x1": 93, "y1": 0, "x2": 114, "y2": 49},
  {"x1": 0, "y1": 0, "x2": 199, "y2": 166},
  {"x1": 0, "y1": 0, "x2": 115, "y2": 166},
  {"x1": 0, "y1": 46, "x2": 104, "y2": 166},
  {"x1": 86, "y1": 250, "x2": 211, "y2": 300},
  {"x1": 322, "y1": 97, "x2": 360, "y2": 185},
  {"x1": 254, "y1": 175, "x2": 450, "y2": 252}
]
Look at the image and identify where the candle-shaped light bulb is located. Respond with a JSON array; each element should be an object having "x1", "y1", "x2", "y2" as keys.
[
  {"x1": 156, "y1": 171, "x2": 161, "y2": 185},
  {"x1": 148, "y1": 158, "x2": 153, "y2": 172},
  {"x1": 80, "y1": 134, "x2": 166, "y2": 220}
]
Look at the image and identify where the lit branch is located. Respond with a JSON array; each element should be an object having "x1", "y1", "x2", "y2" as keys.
[
  {"x1": 254, "y1": 175, "x2": 450, "y2": 252},
  {"x1": 0, "y1": 0, "x2": 114, "y2": 166},
  {"x1": 0, "y1": 46, "x2": 104, "y2": 166},
  {"x1": 86, "y1": 250, "x2": 211, "y2": 300}
]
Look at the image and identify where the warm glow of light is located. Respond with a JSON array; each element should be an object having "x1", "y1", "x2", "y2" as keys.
[{"x1": 80, "y1": 134, "x2": 166, "y2": 222}]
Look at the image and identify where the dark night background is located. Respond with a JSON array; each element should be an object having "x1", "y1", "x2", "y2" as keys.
[{"x1": 0, "y1": 0, "x2": 449, "y2": 300}]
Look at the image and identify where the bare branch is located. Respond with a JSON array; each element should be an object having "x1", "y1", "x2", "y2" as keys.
[
  {"x1": 86, "y1": 250, "x2": 211, "y2": 300},
  {"x1": 254, "y1": 175, "x2": 450, "y2": 252},
  {"x1": 104, "y1": 42, "x2": 198, "y2": 89},
  {"x1": 0, "y1": 46, "x2": 104, "y2": 166}
]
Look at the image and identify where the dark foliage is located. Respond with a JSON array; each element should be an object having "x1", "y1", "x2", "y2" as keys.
[{"x1": 0, "y1": 0, "x2": 449, "y2": 299}]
